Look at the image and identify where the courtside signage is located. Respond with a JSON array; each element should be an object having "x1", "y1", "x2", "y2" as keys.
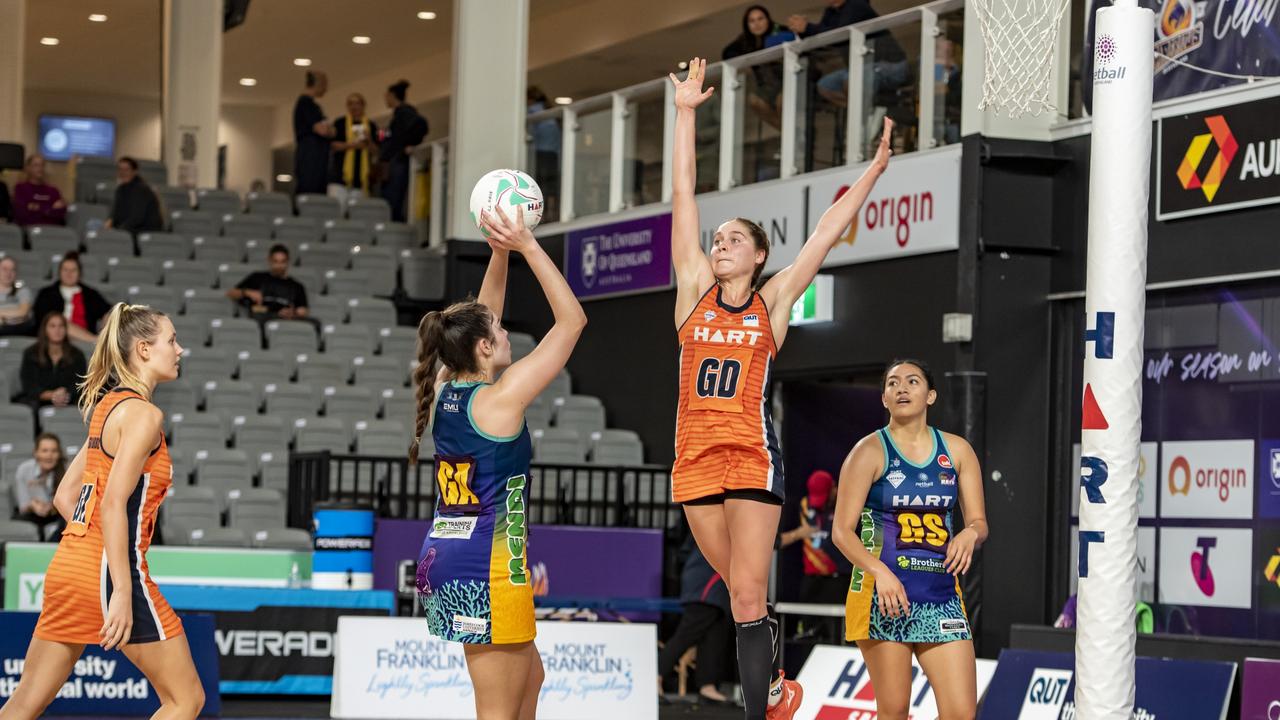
[
  {"x1": 1158, "y1": 527, "x2": 1253, "y2": 609},
  {"x1": 792, "y1": 644, "x2": 997, "y2": 719},
  {"x1": 1157, "y1": 95, "x2": 1280, "y2": 220},
  {"x1": 1159, "y1": 439, "x2": 1253, "y2": 519},
  {"x1": 331, "y1": 617, "x2": 657, "y2": 719},
  {"x1": 978, "y1": 649, "x2": 1235, "y2": 720}
]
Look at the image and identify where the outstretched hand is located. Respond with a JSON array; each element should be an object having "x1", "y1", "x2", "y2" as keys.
[
  {"x1": 669, "y1": 57, "x2": 715, "y2": 110},
  {"x1": 480, "y1": 206, "x2": 537, "y2": 255},
  {"x1": 871, "y1": 117, "x2": 894, "y2": 173}
]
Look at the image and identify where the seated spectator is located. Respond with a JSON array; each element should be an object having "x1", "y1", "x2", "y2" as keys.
[
  {"x1": 722, "y1": 6, "x2": 796, "y2": 129},
  {"x1": 226, "y1": 244, "x2": 319, "y2": 332},
  {"x1": 11, "y1": 433, "x2": 66, "y2": 536},
  {"x1": 0, "y1": 256, "x2": 34, "y2": 336},
  {"x1": 329, "y1": 92, "x2": 379, "y2": 204},
  {"x1": 13, "y1": 154, "x2": 67, "y2": 227},
  {"x1": 18, "y1": 311, "x2": 88, "y2": 409},
  {"x1": 33, "y1": 253, "x2": 111, "y2": 343},
  {"x1": 787, "y1": 0, "x2": 910, "y2": 111},
  {"x1": 106, "y1": 157, "x2": 163, "y2": 234},
  {"x1": 657, "y1": 536, "x2": 734, "y2": 706}
]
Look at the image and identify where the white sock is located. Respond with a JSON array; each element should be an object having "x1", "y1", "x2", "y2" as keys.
[{"x1": 767, "y1": 672, "x2": 784, "y2": 707}]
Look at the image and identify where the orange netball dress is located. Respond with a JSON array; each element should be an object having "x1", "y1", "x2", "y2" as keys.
[
  {"x1": 673, "y1": 286, "x2": 783, "y2": 503},
  {"x1": 36, "y1": 388, "x2": 183, "y2": 644}
]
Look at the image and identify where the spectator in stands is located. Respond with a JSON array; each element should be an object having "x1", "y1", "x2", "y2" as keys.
[
  {"x1": 658, "y1": 536, "x2": 734, "y2": 706},
  {"x1": 32, "y1": 253, "x2": 111, "y2": 343},
  {"x1": 11, "y1": 433, "x2": 66, "y2": 535},
  {"x1": 329, "y1": 92, "x2": 378, "y2": 204},
  {"x1": 295, "y1": 70, "x2": 335, "y2": 195},
  {"x1": 0, "y1": 256, "x2": 34, "y2": 336},
  {"x1": 226, "y1": 243, "x2": 318, "y2": 332},
  {"x1": 379, "y1": 79, "x2": 428, "y2": 223},
  {"x1": 13, "y1": 154, "x2": 67, "y2": 227},
  {"x1": 779, "y1": 470, "x2": 852, "y2": 643},
  {"x1": 527, "y1": 87, "x2": 561, "y2": 219},
  {"x1": 250, "y1": 178, "x2": 267, "y2": 193},
  {"x1": 18, "y1": 311, "x2": 88, "y2": 409},
  {"x1": 722, "y1": 6, "x2": 796, "y2": 129},
  {"x1": 105, "y1": 157, "x2": 163, "y2": 234},
  {"x1": 786, "y1": 0, "x2": 910, "y2": 111}
]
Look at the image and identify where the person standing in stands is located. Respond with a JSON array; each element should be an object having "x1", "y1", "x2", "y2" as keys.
[
  {"x1": 0, "y1": 303, "x2": 204, "y2": 720},
  {"x1": 13, "y1": 155, "x2": 67, "y2": 227},
  {"x1": 329, "y1": 92, "x2": 378, "y2": 205},
  {"x1": 105, "y1": 158, "x2": 163, "y2": 234},
  {"x1": 380, "y1": 80, "x2": 428, "y2": 223},
  {"x1": 294, "y1": 71, "x2": 335, "y2": 196}
]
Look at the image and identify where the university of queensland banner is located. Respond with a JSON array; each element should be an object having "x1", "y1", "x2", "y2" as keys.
[{"x1": 1082, "y1": 0, "x2": 1280, "y2": 109}]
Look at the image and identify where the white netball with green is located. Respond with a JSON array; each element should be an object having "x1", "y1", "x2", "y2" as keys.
[{"x1": 469, "y1": 169, "x2": 544, "y2": 235}]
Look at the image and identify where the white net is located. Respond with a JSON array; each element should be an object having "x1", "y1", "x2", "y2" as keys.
[{"x1": 973, "y1": 0, "x2": 1073, "y2": 117}]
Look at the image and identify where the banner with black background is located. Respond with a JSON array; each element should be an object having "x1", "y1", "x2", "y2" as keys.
[{"x1": 1157, "y1": 94, "x2": 1280, "y2": 220}]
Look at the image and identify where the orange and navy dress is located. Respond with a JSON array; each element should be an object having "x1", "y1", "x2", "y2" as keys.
[
  {"x1": 35, "y1": 388, "x2": 184, "y2": 645},
  {"x1": 673, "y1": 286, "x2": 784, "y2": 503}
]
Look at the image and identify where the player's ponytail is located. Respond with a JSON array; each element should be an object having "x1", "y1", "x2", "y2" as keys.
[
  {"x1": 78, "y1": 303, "x2": 166, "y2": 420},
  {"x1": 409, "y1": 300, "x2": 495, "y2": 464}
]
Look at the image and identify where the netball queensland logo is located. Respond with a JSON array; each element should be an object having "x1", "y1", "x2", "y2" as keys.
[{"x1": 1092, "y1": 34, "x2": 1126, "y2": 85}]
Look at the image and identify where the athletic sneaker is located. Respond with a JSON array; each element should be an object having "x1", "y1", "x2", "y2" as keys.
[{"x1": 765, "y1": 672, "x2": 804, "y2": 720}]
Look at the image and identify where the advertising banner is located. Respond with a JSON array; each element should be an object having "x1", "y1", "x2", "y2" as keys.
[
  {"x1": 1241, "y1": 657, "x2": 1280, "y2": 720},
  {"x1": 791, "y1": 644, "x2": 997, "y2": 719},
  {"x1": 977, "y1": 649, "x2": 1235, "y2": 720},
  {"x1": 1159, "y1": 439, "x2": 1254, "y2": 519},
  {"x1": 1260, "y1": 439, "x2": 1280, "y2": 518},
  {"x1": 161, "y1": 585, "x2": 394, "y2": 695},
  {"x1": 1157, "y1": 526, "x2": 1253, "y2": 608},
  {"x1": 1157, "y1": 95, "x2": 1280, "y2": 220},
  {"x1": 0, "y1": 611, "x2": 222, "y2": 716},
  {"x1": 331, "y1": 617, "x2": 657, "y2": 720},
  {"x1": 564, "y1": 213, "x2": 673, "y2": 300}
]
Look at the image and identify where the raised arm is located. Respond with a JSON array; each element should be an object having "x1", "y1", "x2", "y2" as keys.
[
  {"x1": 760, "y1": 118, "x2": 893, "y2": 344},
  {"x1": 834, "y1": 434, "x2": 911, "y2": 619},
  {"x1": 480, "y1": 206, "x2": 586, "y2": 418},
  {"x1": 98, "y1": 400, "x2": 165, "y2": 650},
  {"x1": 669, "y1": 57, "x2": 717, "y2": 327},
  {"x1": 476, "y1": 243, "x2": 510, "y2": 322}
]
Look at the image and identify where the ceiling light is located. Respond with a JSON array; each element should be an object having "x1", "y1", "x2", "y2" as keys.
[
  {"x1": 40, "y1": 37, "x2": 59, "y2": 46},
  {"x1": 554, "y1": 97, "x2": 572, "y2": 105},
  {"x1": 352, "y1": 35, "x2": 371, "y2": 45},
  {"x1": 678, "y1": 61, "x2": 688, "y2": 70},
  {"x1": 417, "y1": 11, "x2": 437, "y2": 20},
  {"x1": 88, "y1": 14, "x2": 108, "y2": 22},
  {"x1": 294, "y1": 57, "x2": 312, "y2": 67},
  {"x1": 276, "y1": 174, "x2": 293, "y2": 183},
  {"x1": 239, "y1": 78, "x2": 257, "y2": 87}
]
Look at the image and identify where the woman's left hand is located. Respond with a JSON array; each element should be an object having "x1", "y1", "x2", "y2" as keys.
[{"x1": 943, "y1": 527, "x2": 977, "y2": 576}]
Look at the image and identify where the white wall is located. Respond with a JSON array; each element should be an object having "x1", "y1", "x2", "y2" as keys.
[{"x1": 219, "y1": 103, "x2": 275, "y2": 196}]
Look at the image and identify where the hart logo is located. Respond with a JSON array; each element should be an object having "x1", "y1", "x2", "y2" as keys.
[
  {"x1": 1177, "y1": 115, "x2": 1238, "y2": 202},
  {"x1": 1190, "y1": 536, "x2": 1217, "y2": 596},
  {"x1": 1017, "y1": 668, "x2": 1073, "y2": 719},
  {"x1": 1160, "y1": 440, "x2": 1253, "y2": 519},
  {"x1": 803, "y1": 648, "x2": 997, "y2": 719}
]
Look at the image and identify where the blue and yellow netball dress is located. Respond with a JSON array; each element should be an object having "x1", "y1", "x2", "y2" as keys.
[
  {"x1": 416, "y1": 381, "x2": 535, "y2": 645},
  {"x1": 846, "y1": 427, "x2": 971, "y2": 643}
]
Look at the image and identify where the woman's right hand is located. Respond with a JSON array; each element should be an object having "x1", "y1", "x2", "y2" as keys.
[
  {"x1": 873, "y1": 565, "x2": 910, "y2": 618},
  {"x1": 669, "y1": 57, "x2": 715, "y2": 110},
  {"x1": 100, "y1": 589, "x2": 133, "y2": 650},
  {"x1": 480, "y1": 206, "x2": 538, "y2": 255}
]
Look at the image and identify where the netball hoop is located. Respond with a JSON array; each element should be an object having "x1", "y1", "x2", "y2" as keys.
[{"x1": 972, "y1": 0, "x2": 1073, "y2": 117}]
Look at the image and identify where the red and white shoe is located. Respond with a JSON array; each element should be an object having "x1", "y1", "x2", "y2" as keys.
[{"x1": 765, "y1": 672, "x2": 804, "y2": 720}]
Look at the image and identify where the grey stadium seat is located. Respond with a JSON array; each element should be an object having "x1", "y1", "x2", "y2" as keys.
[
  {"x1": 323, "y1": 219, "x2": 374, "y2": 247},
  {"x1": 221, "y1": 214, "x2": 271, "y2": 240},
  {"x1": 137, "y1": 232, "x2": 193, "y2": 260},
  {"x1": 236, "y1": 348, "x2": 293, "y2": 386},
  {"x1": 189, "y1": 527, "x2": 250, "y2": 547},
  {"x1": 347, "y1": 197, "x2": 392, "y2": 225},
  {"x1": 346, "y1": 297, "x2": 396, "y2": 328},
  {"x1": 354, "y1": 419, "x2": 410, "y2": 455},
  {"x1": 380, "y1": 387, "x2": 415, "y2": 425},
  {"x1": 0, "y1": 224, "x2": 22, "y2": 254},
  {"x1": 244, "y1": 237, "x2": 297, "y2": 265},
  {"x1": 106, "y1": 257, "x2": 162, "y2": 286},
  {"x1": 202, "y1": 379, "x2": 259, "y2": 425},
  {"x1": 295, "y1": 194, "x2": 341, "y2": 220},
  {"x1": 163, "y1": 259, "x2": 217, "y2": 289},
  {"x1": 289, "y1": 266, "x2": 322, "y2": 299},
  {"x1": 170, "y1": 411, "x2": 228, "y2": 451},
  {"x1": 230, "y1": 415, "x2": 288, "y2": 462},
  {"x1": 324, "y1": 269, "x2": 370, "y2": 298},
  {"x1": 27, "y1": 225, "x2": 79, "y2": 256},
  {"x1": 293, "y1": 416, "x2": 350, "y2": 452},
  {"x1": 216, "y1": 262, "x2": 256, "y2": 291},
  {"x1": 246, "y1": 191, "x2": 292, "y2": 217},
  {"x1": 251, "y1": 528, "x2": 313, "y2": 550},
  {"x1": 295, "y1": 353, "x2": 350, "y2": 388},
  {"x1": 555, "y1": 395, "x2": 606, "y2": 435},
  {"x1": 170, "y1": 210, "x2": 219, "y2": 238},
  {"x1": 0, "y1": 403, "x2": 36, "y2": 445},
  {"x1": 67, "y1": 203, "x2": 110, "y2": 238},
  {"x1": 308, "y1": 295, "x2": 346, "y2": 326},
  {"x1": 196, "y1": 188, "x2": 242, "y2": 217},
  {"x1": 180, "y1": 347, "x2": 234, "y2": 388},
  {"x1": 272, "y1": 216, "x2": 322, "y2": 244},
  {"x1": 125, "y1": 285, "x2": 181, "y2": 315},
  {"x1": 257, "y1": 452, "x2": 289, "y2": 492},
  {"x1": 264, "y1": 319, "x2": 319, "y2": 356},
  {"x1": 352, "y1": 356, "x2": 408, "y2": 390},
  {"x1": 373, "y1": 222, "x2": 414, "y2": 250},
  {"x1": 182, "y1": 286, "x2": 236, "y2": 318},
  {"x1": 209, "y1": 317, "x2": 262, "y2": 350},
  {"x1": 172, "y1": 315, "x2": 210, "y2": 348},
  {"x1": 399, "y1": 249, "x2": 445, "y2": 300},
  {"x1": 323, "y1": 385, "x2": 378, "y2": 426},
  {"x1": 153, "y1": 379, "x2": 198, "y2": 419},
  {"x1": 38, "y1": 405, "x2": 86, "y2": 440},
  {"x1": 350, "y1": 245, "x2": 397, "y2": 296},
  {"x1": 192, "y1": 235, "x2": 244, "y2": 263},
  {"x1": 263, "y1": 382, "x2": 320, "y2": 418},
  {"x1": 324, "y1": 324, "x2": 375, "y2": 357},
  {"x1": 0, "y1": 520, "x2": 42, "y2": 542},
  {"x1": 545, "y1": 369, "x2": 572, "y2": 402},
  {"x1": 155, "y1": 186, "x2": 193, "y2": 214},
  {"x1": 83, "y1": 228, "x2": 135, "y2": 258},
  {"x1": 378, "y1": 326, "x2": 417, "y2": 358},
  {"x1": 526, "y1": 396, "x2": 553, "y2": 430},
  {"x1": 297, "y1": 242, "x2": 349, "y2": 270},
  {"x1": 192, "y1": 448, "x2": 253, "y2": 499},
  {"x1": 509, "y1": 332, "x2": 537, "y2": 361},
  {"x1": 533, "y1": 428, "x2": 586, "y2": 463},
  {"x1": 590, "y1": 429, "x2": 644, "y2": 466}
]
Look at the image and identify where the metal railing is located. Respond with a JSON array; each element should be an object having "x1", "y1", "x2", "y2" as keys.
[
  {"x1": 287, "y1": 451, "x2": 679, "y2": 530},
  {"x1": 419, "y1": 0, "x2": 965, "y2": 243}
]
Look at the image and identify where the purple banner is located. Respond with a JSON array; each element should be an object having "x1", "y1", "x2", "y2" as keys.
[
  {"x1": 1261, "y1": 440, "x2": 1280, "y2": 519},
  {"x1": 1242, "y1": 658, "x2": 1280, "y2": 720},
  {"x1": 373, "y1": 519, "x2": 663, "y2": 600},
  {"x1": 565, "y1": 213, "x2": 673, "y2": 299}
]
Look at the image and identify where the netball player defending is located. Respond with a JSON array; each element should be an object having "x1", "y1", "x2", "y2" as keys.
[
  {"x1": 669, "y1": 56, "x2": 894, "y2": 720},
  {"x1": 411, "y1": 205, "x2": 585, "y2": 720},
  {"x1": 833, "y1": 360, "x2": 988, "y2": 720},
  {"x1": 0, "y1": 303, "x2": 202, "y2": 720}
]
